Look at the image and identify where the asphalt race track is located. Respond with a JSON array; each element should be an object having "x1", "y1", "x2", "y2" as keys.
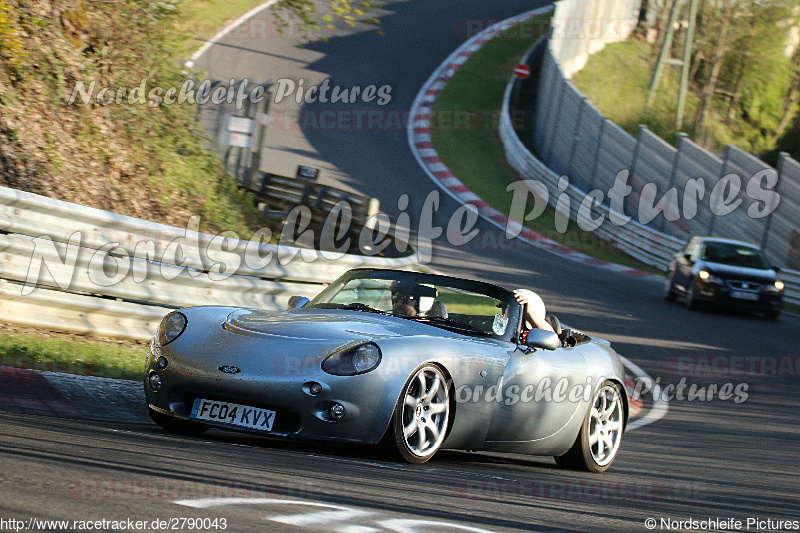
[{"x1": 2, "y1": 1, "x2": 800, "y2": 531}]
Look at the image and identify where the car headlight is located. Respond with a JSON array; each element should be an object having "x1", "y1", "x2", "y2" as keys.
[
  {"x1": 157, "y1": 311, "x2": 187, "y2": 346},
  {"x1": 775, "y1": 281, "x2": 785, "y2": 291},
  {"x1": 322, "y1": 343, "x2": 382, "y2": 376},
  {"x1": 698, "y1": 270, "x2": 723, "y2": 284}
]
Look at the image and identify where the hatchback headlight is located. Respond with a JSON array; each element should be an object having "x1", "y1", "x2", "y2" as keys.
[
  {"x1": 322, "y1": 343, "x2": 382, "y2": 376},
  {"x1": 157, "y1": 311, "x2": 187, "y2": 346},
  {"x1": 698, "y1": 270, "x2": 723, "y2": 284}
]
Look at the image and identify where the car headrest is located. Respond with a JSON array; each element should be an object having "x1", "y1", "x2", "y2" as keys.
[{"x1": 545, "y1": 313, "x2": 562, "y2": 335}]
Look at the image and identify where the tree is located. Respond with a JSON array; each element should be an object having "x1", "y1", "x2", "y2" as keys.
[
  {"x1": 773, "y1": 27, "x2": 800, "y2": 141},
  {"x1": 691, "y1": 0, "x2": 736, "y2": 144},
  {"x1": 269, "y1": 0, "x2": 381, "y2": 36},
  {"x1": 686, "y1": 0, "x2": 799, "y2": 149}
]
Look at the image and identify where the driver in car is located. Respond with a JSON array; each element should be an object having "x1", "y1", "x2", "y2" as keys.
[{"x1": 390, "y1": 281, "x2": 422, "y2": 316}]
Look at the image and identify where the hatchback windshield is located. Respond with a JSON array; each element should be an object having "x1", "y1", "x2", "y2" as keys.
[{"x1": 701, "y1": 242, "x2": 770, "y2": 269}]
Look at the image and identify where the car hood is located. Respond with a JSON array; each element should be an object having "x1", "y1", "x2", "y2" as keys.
[
  {"x1": 224, "y1": 307, "x2": 463, "y2": 342},
  {"x1": 700, "y1": 261, "x2": 777, "y2": 283}
]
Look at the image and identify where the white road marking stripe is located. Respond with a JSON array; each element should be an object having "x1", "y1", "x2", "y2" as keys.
[
  {"x1": 378, "y1": 519, "x2": 497, "y2": 533},
  {"x1": 174, "y1": 497, "x2": 345, "y2": 509},
  {"x1": 619, "y1": 355, "x2": 669, "y2": 430},
  {"x1": 185, "y1": 0, "x2": 280, "y2": 69},
  {"x1": 173, "y1": 497, "x2": 501, "y2": 532},
  {"x1": 271, "y1": 508, "x2": 375, "y2": 527},
  {"x1": 334, "y1": 526, "x2": 380, "y2": 533}
]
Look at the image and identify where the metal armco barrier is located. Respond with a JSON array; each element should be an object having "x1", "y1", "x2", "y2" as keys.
[{"x1": 0, "y1": 186, "x2": 420, "y2": 340}]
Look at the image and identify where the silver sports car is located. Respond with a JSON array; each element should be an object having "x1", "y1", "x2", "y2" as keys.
[{"x1": 144, "y1": 269, "x2": 628, "y2": 472}]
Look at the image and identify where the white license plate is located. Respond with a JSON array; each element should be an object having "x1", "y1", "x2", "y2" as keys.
[
  {"x1": 190, "y1": 398, "x2": 275, "y2": 431},
  {"x1": 730, "y1": 291, "x2": 758, "y2": 301}
]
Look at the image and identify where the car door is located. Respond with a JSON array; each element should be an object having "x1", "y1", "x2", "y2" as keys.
[{"x1": 484, "y1": 341, "x2": 590, "y2": 449}]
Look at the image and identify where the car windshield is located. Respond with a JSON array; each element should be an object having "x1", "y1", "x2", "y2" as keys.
[
  {"x1": 308, "y1": 270, "x2": 520, "y2": 341},
  {"x1": 701, "y1": 242, "x2": 770, "y2": 269}
]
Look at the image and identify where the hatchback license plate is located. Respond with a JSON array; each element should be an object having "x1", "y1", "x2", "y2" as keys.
[
  {"x1": 190, "y1": 398, "x2": 275, "y2": 431},
  {"x1": 730, "y1": 291, "x2": 758, "y2": 301}
]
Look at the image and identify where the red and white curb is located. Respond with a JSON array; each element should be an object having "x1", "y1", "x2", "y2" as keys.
[{"x1": 407, "y1": 6, "x2": 661, "y2": 280}]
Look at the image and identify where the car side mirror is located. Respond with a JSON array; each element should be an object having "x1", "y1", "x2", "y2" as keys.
[
  {"x1": 773, "y1": 266, "x2": 781, "y2": 273},
  {"x1": 288, "y1": 296, "x2": 310, "y2": 309},
  {"x1": 526, "y1": 329, "x2": 560, "y2": 350},
  {"x1": 683, "y1": 253, "x2": 692, "y2": 263}
]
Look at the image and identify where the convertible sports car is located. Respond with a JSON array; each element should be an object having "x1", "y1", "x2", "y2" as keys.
[{"x1": 144, "y1": 269, "x2": 629, "y2": 472}]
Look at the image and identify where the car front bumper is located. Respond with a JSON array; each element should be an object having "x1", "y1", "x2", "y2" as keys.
[
  {"x1": 143, "y1": 340, "x2": 399, "y2": 445},
  {"x1": 693, "y1": 281, "x2": 783, "y2": 312}
]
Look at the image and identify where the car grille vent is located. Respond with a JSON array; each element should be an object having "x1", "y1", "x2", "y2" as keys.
[{"x1": 726, "y1": 280, "x2": 762, "y2": 291}]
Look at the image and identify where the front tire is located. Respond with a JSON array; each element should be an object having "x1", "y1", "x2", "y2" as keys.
[
  {"x1": 684, "y1": 280, "x2": 700, "y2": 310},
  {"x1": 555, "y1": 381, "x2": 624, "y2": 473},
  {"x1": 389, "y1": 364, "x2": 450, "y2": 464},
  {"x1": 148, "y1": 407, "x2": 208, "y2": 436},
  {"x1": 663, "y1": 270, "x2": 677, "y2": 301}
]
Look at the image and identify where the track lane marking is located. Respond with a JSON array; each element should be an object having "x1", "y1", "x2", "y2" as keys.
[
  {"x1": 271, "y1": 508, "x2": 375, "y2": 527},
  {"x1": 184, "y1": 0, "x2": 280, "y2": 69},
  {"x1": 173, "y1": 497, "x2": 500, "y2": 532},
  {"x1": 618, "y1": 355, "x2": 669, "y2": 430}
]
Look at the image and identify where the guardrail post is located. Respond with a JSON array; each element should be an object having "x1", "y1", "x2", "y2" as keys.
[
  {"x1": 248, "y1": 83, "x2": 273, "y2": 189},
  {"x1": 708, "y1": 145, "x2": 732, "y2": 236},
  {"x1": 590, "y1": 118, "x2": 609, "y2": 192},
  {"x1": 209, "y1": 80, "x2": 224, "y2": 152},
  {"x1": 543, "y1": 65, "x2": 565, "y2": 168},
  {"x1": 567, "y1": 96, "x2": 588, "y2": 182},
  {"x1": 760, "y1": 152, "x2": 788, "y2": 254},
  {"x1": 630, "y1": 125, "x2": 646, "y2": 181},
  {"x1": 236, "y1": 95, "x2": 254, "y2": 187},
  {"x1": 660, "y1": 132, "x2": 687, "y2": 233},
  {"x1": 533, "y1": 50, "x2": 554, "y2": 151},
  {"x1": 627, "y1": 125, "x2": 647, "y2": 220}
]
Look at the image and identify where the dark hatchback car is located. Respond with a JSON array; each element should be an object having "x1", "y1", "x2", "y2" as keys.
[{"x1": 664, "y1": 237, "x2": 784, "y2": 319}]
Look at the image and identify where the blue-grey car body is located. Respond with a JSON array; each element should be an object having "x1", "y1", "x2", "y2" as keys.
[{"x1": 144, "y1": 268, "x2": 628, "y2": 468}]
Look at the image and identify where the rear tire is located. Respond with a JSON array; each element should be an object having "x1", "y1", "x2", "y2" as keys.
[
  {"x1": 765, "y1": 309, "x2": 781, "y2": 320},
  {"x1": 555, "y1": 381, "x2": 624, "y2": 473},
  {"x1": 388, "y1": 364, "x2": 450, "y2": 464},
  {"x1": 148, "y1": 407, "x2": 208, "y2": 436}
]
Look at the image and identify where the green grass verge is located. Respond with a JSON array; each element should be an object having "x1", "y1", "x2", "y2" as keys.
[
  {"x1": 570, "y1": 37, "x2": 799, "y2": 160},
  {"x1": 430, "y1": 15, "x2": 662, "y2": 274},
  {"x1": 0, "y1": 331, "x2": 146, "y2": 381},
  {"x1": 571, "y1": 39, "x2": 699, "y2": 146},
  {"x1": 179, "y1": 0, "x2": 272, "y2": 52}
]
